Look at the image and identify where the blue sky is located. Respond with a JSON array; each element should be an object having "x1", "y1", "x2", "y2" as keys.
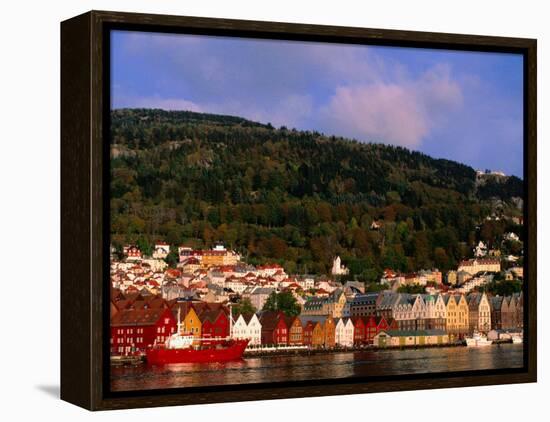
[{"x1": 111, "y1": 30, "x2": 524, "y2": 177}]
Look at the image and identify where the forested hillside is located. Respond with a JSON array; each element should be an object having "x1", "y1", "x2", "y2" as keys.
[{"x1": 110, "y1": 108, "x2": 524, "y2": 280}]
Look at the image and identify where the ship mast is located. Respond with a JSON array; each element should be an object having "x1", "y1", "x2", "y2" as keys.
[
  {"x1": 177, "y1": 307, "x2": 182, "y2": 334},
  {"x1": 229, "y1": 302, "x2": 233, "y2": 338}
]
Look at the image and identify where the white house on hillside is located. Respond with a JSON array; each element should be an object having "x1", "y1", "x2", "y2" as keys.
[
  {"x1": 331, "y1": 256, "x2": 349, "y2": 276},
  {"x1": 152, "y1": 242, "x2": 170, "y2": 259}
]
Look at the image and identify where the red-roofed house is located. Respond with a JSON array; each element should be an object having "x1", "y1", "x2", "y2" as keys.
[{"x1": 110, "y1": 307, "x2": 176, "y2": 355}]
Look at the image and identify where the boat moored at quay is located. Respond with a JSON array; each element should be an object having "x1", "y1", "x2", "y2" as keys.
[
  {"x1": 145, "y1": 308, "x2": 249, "y2": 364},
  {"x1": 465, "y1": 332, "x2": 493, "y2": 347}
]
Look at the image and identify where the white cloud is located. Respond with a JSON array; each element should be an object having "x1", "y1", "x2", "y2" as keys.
[
  {"x1": 319, "y1": 64, "x2": 463, "y2": 147},
  {"x1": 320, "y1": 83, "x2": 429, "y2": 147}
]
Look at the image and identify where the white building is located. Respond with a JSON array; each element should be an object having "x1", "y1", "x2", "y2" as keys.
[
  {"x1": 504, "y1": 232, "x2": 520, "y2": 242},
  {"x1": 335, "y1": 318, "x2": 354, "y2": 347},
  {"x1": 232, "y1": 314, "x2": 262, "y2": 346},
  {"x1": 457, "y1": 258, "x2": 501, "y2": 274},
  {"x1": 331, "y1": 256, "x2": 349, "y2": 276},
  {"x1": 474, "y1": 241, "x2": 488, "y2": 257},
  {"x1": 297, "y1": 277, "x2": 315, "y2": 290},
  {"x1": 424, "y1": 294, "x2": 447, "y2": 320},
  {"x1": 152, "y1": 242, "x2": 170, "y2": 259}
]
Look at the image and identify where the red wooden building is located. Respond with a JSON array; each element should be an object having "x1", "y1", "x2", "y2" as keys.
[
  {"x1": 110, "y1": 307, "x2": 177, "y2": 355},
  {"x1": 286, "y1": 316, "x2": 304, "y2": 345},
  {"x1": 364, "y1": 316, "x2": 398, "y2": 344},
  {"x1": 352, "y1": 316, "x2": 366, "y2": 345},
  {"x1": 200, "y1": 309, "x2": 230, "y2": 345},
  {"x1": 259, "y1": 311, "x2": 288, "y2": 345},
  {"x1": 302, "y1": 320, "x2": 315, "y2": 346}
]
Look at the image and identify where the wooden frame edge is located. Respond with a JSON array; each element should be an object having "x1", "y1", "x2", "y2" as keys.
[{"x1": 60, "y1": 10, "x2": 537, "y2": 411}]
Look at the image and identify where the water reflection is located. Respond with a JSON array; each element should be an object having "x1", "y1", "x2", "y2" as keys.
[{"x1": 111, "y1": 344, "x2": 523, "y2": 392}]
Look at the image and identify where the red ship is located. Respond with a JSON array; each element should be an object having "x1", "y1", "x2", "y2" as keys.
[
  {"x1": 146, "y1": 337, "x2": 249, "y2": 364},
  {"x1": 145, "y1": 308, "x2": 249, "y2": 364}
]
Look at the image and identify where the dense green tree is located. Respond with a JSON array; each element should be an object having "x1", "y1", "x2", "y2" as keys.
[
  {"x1": 397, "y1": 284, "x2": 426, "y2": 294},
  {"x1": 232, "y1": 298, "x2": 257, "y2": 316},
  {"x1": 110, "y1": 109, "x2": 523, "y2": 276},
  {"x1": 262, "y1": 291, "x2": 301, "y2": 317}
]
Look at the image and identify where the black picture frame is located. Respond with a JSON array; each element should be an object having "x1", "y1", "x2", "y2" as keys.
[{"x1": 61, "y1": 10, "x2": 537, "y2": 411}]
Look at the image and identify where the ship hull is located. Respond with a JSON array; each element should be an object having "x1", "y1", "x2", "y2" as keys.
[{"x1": 146, "y1": 339, "x2": 249, "y2": 364}]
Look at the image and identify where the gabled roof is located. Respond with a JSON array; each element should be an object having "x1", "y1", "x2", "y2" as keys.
[
  {"x1": 259, "y1": 311, "x2": 286, "y2": 330},
  {"x1": 111, "y1": 308, "x2": 171, "y2": 327},
  {"x1": 490, "y1": 296, "x2": 504, "y2": 310},
  {"x1": 199, "y1": 308, "x2": 227, "y2": 324}
]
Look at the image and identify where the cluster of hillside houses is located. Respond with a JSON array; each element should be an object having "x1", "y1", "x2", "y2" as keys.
[{"x1": 110, "y1": 243, "x2": 523, "y2": 355}]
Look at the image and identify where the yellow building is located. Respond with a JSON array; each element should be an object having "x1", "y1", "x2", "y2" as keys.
[
  {"x1": 302, "y1": 290, "x2": 347, "y2": 318},
  {"x1": 182, "y1": 306, "x2": 202, "y2": 344},
  {"x1": 457, "y1": 258, "x2": 500, "y2": 274},
  {"x1": 306, "y1": 316, "x2": 336, "y2": 348},
  {"x1": 311, "y1": 322, "x2": 324, "y2": 348},
  {"x1": 201, "y1": 246, "x2": 240, "y2": 268},
  {"x1": 444, "y1": 294, "x2": 469, "y2": 339}
]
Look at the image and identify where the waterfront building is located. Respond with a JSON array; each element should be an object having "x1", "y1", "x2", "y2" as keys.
[
  {"x1": 335, "y1": 317, "x2": 354, "y2": 347},
  {"x1": 514, "y1": 292, "x2": 523, "y2": 329},
  {"x1": 392, "y1": 294, "x2": 427, "y2": 331},
  {"x1": 232, "y1": 313, "x2": 262, "y2": 346},
  {"x1": 373, "y1": 329, "x2": 449, "y2": 347},
  {"x1": 311, "y1": 321, "x2": 324, "y2": 348},
  {"x1": 467, "y1": 292, "x2": 492, "y2": 333},
  {"x1": 260, "y1": 311, "x2": 288, "y2": 345},
  {"x1": 200, "y1": 309, "x2": 230, "y2": 346},
  {"x1": 364, "y1": 316, "x2": 398, "y2": 344},
  {"x1": 423, "y1": 294, "x2": 447, "y2": 331},
  {"x1": 501, "y1": 296, "x2": 518, "y2": 329},
  {"x1": 302, "y1": 320, "x2": 315, "y2": 346},
  {"x1": 287, "y1": 316, "x2": 304, "y2": 345},
  {"x1": 300, "y1": 315, "x2": 336, "y2": 348},
  {"x1": 351, "y1": 316, "x2": 366, "y2": 345},
  {"x1": 110, "y1": 307, "x2": 177, "y2": 355},
  {"x1": 443, "y1": 294, "x2": 469, "y2": 339},
  {"x1": 489, "y1": 296, "x2": 504, "y2": 329}
]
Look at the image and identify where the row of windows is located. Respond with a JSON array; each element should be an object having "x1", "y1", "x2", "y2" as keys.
[
  {"x1": 114, "y1": 336, "x2": 145, "y2": 344},
  {"x1": 115, "y1": 328, "x2": 144, "y2": 335}
]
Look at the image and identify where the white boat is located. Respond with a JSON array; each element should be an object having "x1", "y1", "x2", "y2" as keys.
[
  {"x1": 465, "y1": 332, "x2": 493, "y2": 347},
  {"x1": 512, "y1": 336, "x2": 523, "y2": 344}
]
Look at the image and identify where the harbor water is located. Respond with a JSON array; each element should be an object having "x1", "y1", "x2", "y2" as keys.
[{"x1": 111, "y1": 343, "x2": 523, "y2": 392}]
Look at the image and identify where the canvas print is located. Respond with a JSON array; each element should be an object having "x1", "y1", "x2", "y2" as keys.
[{"x1": 108, "y1": 30, "x2": 525, "y2": 392}]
